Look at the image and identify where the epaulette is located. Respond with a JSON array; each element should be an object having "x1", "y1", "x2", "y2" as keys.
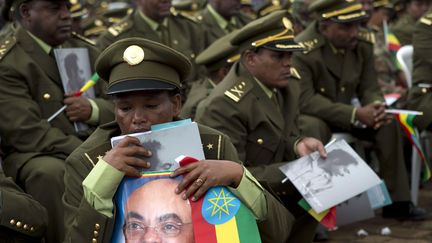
[
  {"x1": 298, "y1": 38, "x2": 319, "y2": 54},
  {"x1": 72, "y1": 32, "x2": 96, "y2": 46},
  {"x1": 200, "y1": 134, "x2": 223, "y2": 160},
  {"x1": 357, "y1": 29, "x2": 376, "y2": 44},
  {"x1": 224, "y1": 80, "x2": 252, "y2": 103},
  {"x1": 171, "y1": 8, "x2": 198, "y2": 23},
  {"x1": 420, "y1": 13, "x2": 432, "y2": 26},
  {"x1": 0, "y1": 35, "x2": 16, "y2": 61},
  {"x1": 290, "y1": 67, "x2": 301, "y2": 80},
  {"x1": 82, "y1": 143, "x2": 111, "y2": 168},
  {"x1": 107, "y1": 19, "x2": 132, "y2": 37}
]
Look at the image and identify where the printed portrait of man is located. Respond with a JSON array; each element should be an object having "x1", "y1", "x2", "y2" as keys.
[{"x1": 123, "y1": 178, "x2": 194, "y2": 243}]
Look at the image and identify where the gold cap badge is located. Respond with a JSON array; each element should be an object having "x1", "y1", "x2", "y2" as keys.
[{"x1": 123, "y1": 45, "x2": 145, "y2": 66}]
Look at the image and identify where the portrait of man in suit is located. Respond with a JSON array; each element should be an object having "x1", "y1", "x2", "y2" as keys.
[{"x1": 123, "y1": 178, "x2": 194, "y2": 243}]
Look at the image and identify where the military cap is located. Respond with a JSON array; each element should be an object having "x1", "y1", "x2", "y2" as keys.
[
  {"x1": 195, "y1": 30, "x2": 239, "y2": 72},
  {"x1": 231, "y1": 10, "x2": 304, "y2": 53},
  {"x1": 373, "y1": 0, "x2": 394, "y2": 8},
  {"x1": 96, "y1": 38, "x2": 192, "y2": 95},
  {"x1": 69, "y1": 0, "x2": 88, "y2": 18},
  {"x1": 309, "y1": 0, "x2": 368, "y2": 23},
  {"x1": 256, "y1": 0, "x2": 283, "y2": 17}
]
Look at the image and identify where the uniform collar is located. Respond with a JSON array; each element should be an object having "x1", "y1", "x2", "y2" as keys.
[
  {"x1": 26, "y1": 31, "x2": 52, "y2": 55},
  {"x1": 254, "y1": 76, "x2": 276, "y2": 99},
  {"x1": 207, "y1": 4, "x2": 236, "y2": 31},
  {"x1": 138, "y1": 10, "x2": 168, "y2": 31}
]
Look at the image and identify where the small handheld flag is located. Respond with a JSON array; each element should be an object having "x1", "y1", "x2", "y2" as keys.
[
  {"x1": 394, "y1": 111, "x2": 431, "y2": 181},
  {"x1": 299, "y1": 199, "x2": 336, "y2": 229},
  {"x1": 47, "y1": 73, "x2": 100, "y2": 122}
]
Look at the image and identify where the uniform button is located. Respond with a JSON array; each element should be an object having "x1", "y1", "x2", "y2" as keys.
[
  {"x1": 94, "y1": 230, "x2": 99, "y2": 237},
  {"x1": 9, "y1": 219, "x2": 16, "y2": 225},
  {"x1": 95, "y1": 223, "x2": 100, "y2": 230},
  {"x1": 23, "y1": 224, "x2": 28, "y2": 230},
  {"x1": 340, "y1": 87, "x2": 345, "y2": 92},
  {"x1": 92, "y1": 238, "x2": 97, "y2": 243},
  {"x1": 320, "y1": 88, "x2": 325, "y2": 93},
  {"x1": 190, "y1": 53, "x2": 195, "y2": 59},
  {"x1": 282, "y1": 191, "x2": 287, "y2": 195},
  {"x1": 95, "y1": 19, "x2": 103, "y2": 27},
  {"x1": 422, "y1": 88, "x2": 427, "y2": 93},
  {"x1": 30, "y1": 227, "x2": 35, "y2": 232},
  {"x1": 172, "y1": 40, "x2": 178, "y2": 45},
  {"x1": 43, "y1": 93, "x2": 51, "y2": 100},
  {"x1": 16, "y1": 221, "x2": 22, "y2": 228},
  {"x1": 257, "y1": 138, "x2": 264, "y2": 144}
]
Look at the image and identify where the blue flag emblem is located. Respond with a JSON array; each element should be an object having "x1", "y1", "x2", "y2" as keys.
[{"x1": 201, "y1": 186, "x2": 241, "y2": 225}]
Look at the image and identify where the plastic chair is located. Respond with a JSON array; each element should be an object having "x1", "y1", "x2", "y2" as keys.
[{"x1": 396, "y1": 45, "x2": 413, "y2": 87}]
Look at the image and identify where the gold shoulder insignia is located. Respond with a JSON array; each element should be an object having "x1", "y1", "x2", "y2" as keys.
[
  {"x1": 0, "y1": 36, "x2": 16, "y2": 61},
  {"x1": 108, "y1": 20, "x2": 131, "y2": 37},
  {"x1": 298, "y1": 38, "x2": 319, "y2": 53},
  {"x1": 200, "y1": 134, "x2": 223, "y2": 160},
  {"x1": 172, "y1": 9, "x2": 198, "y2": 23},
  {"x1": 290, "y1": 67, "x2": 301, "y2": 80},
  {"x1": 357, "y1": 29, "x2": 375, "y2": 44},
  {"x1": 224, "y1": 80, "x2": 251, "y2": 102},
  {"x1": 72, "y1": 32, "x2": 96, "y2": 46},
  {"x1": 81, "y1": 143, "x2": 111, "y2": 167},
  {"x1": 420, "y1": 15, "x2": 432, "y2": 25}
]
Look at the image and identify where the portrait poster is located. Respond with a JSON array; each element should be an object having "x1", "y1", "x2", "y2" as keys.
[
  {"x1": 279, "y1": 139, "x2": 381, "y2": 213},
  {"x1": 111, "y1": 165, "x2": 261, "y2": 242},
  {"x1": 110, "y1": 120, "x2": 205, "y2": 172},
  {"x1": 54, "y1": 48, "x2": 95, "y2": 132}
]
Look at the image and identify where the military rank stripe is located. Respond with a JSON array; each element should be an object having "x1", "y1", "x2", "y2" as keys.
[{"x1": 224, "y1": 91, "x2": 240, "y2": 102}]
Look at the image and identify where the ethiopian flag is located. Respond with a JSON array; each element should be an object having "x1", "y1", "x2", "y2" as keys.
[
  {"x1": 395, "y1": 113, "x2": 431, "y2": 181},
  {"x1": 299, "y1": 199, "x2": 336, "y2": 229},
  {"x1": 177, "y1": 156, "x2": 261, "y2": 243},
  {"x1": 190, "y1": 186, "x2": 261, "y2": 243}
]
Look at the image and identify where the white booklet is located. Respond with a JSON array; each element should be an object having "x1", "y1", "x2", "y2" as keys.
[
  {"x1": 279, "y1": 139, "x2": 381, "y2": 213},
  {"x1": 110, "y1": 120, "x2": 205, "y2": 172},
  {"x1": 54, "y1": 48, "x2": 95, "y2": 133}
]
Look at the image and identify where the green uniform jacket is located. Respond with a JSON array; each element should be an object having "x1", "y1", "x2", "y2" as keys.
[
  {"x1": 195, "y1": 62, "x2": 302, "y2": 194},
  {"x1": 0, "y1": 27, "x2": 114, "y2": 178},
  {"x1": 390, "y1": 14, "x2": 416, "y2": 46},
  {"x1": 180, "y1": 77, "x2": 214, "y2": 119},
  {"x1": 0, "y1": 170, "x2": 48, "y2": 239},
  {"x1": 196, "y1": 8, "x2": 252, "y2": 45},
  {"x1": 63, "y1": 121, "x2": 294, "y2": 243},
  {"x1": 407, "y1": 11, "x2": 432, "y2": 129},
  {"x1": 292, "y1": 21, "x2": 384, "y2": 130},
  {"x1": 96, "y1": 10, "x2": 206, "y2": 64}
]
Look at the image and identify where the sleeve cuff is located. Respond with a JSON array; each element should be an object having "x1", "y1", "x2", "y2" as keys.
[
  {"x1": 228, "y1": 168, "x2": 267, "y2": 220},
  {"x1": 82, "y1": 158, "x2": 124, "y2": 217},
  {"x1": 293, "y1": 137, "x2": 303, "y2": 157},
  {"x1": 86, "y1": 99, "x2": 100, "y2": 125}
]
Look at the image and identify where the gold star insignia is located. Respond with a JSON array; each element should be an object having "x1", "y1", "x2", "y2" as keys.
[
  {"x1": 97, "y1": 155, "x2": 103, "y2": 161},
  {"x1": 206, "y1": 189, "x2": 237, "y2": 220},
  {"x1": 206, "y1": 143, "x2": 214, "y2": 150}
]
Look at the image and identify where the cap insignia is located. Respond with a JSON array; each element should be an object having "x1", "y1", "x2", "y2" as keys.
[{"x1": 123, "y1": 45, "x2": 144, "y2": 66}]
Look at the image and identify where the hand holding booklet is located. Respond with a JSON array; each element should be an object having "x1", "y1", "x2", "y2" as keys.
[{"x1": 279, "y1": 139, "x2": 381, "y2": 213}]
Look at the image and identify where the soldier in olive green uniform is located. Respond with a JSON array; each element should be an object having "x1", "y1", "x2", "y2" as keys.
[
  {"x1": 63, "y1": 37, "x2": 295, "y2": 243},
  {"x1": 390, "y1": 0, "x2": 431, "y2": 45},
  {"x1": 196, "y1": 11, "x2": 327, "y2": 243},
  {"x1": 96, "y1": 0, "x2": 207, "y2": 85},
  {"x1": 0, "y1": 169, "x2": 48, "y2": 243},
  {"x1": 293, "y1": 0, "x2": 427, "y2": 220},
  {"x1": 196, "y1": 0, "x2": 253, "y2": 45},
  {"x1": 181, "y1": 30, "x2": 239, "y2": 119},
  {"x1": 406, "y1": 10, "x2": 432, "y2": 130},
  {"x1": 0, "y1": 1, "x2": 114, "y2": 242},
  {"x1": 369, "y1": 0, "x2": 408, "y2": 96}
]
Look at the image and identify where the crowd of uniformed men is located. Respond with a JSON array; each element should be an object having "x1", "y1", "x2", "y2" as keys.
[{"x1": 0, "y1": 0, "x2": 431, "y2": 242}]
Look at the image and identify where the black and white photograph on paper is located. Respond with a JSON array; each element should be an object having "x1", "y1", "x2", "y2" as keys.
[
  {"x1": 111, "y1": 121, "x2": 205, "y2": 172},
  {"x1": 54, "y1": 48, "x2": 95, "y2": 132},
  {"x1": 279, "y1": 139, "x2": 381, "y2": 213}
]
